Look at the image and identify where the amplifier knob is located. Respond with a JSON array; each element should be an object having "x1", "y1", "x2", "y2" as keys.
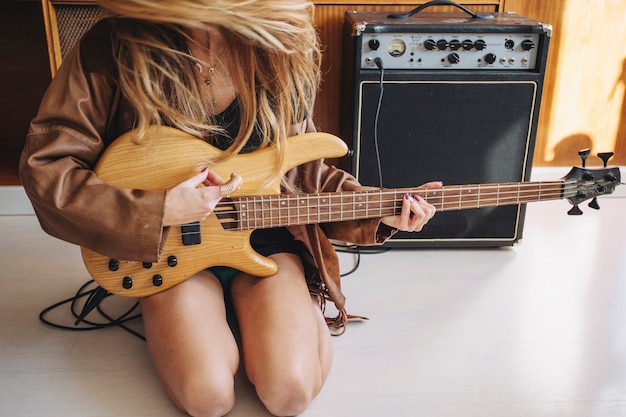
[
  {"x1": 474, "y1": 39, "x2": 487, "y2": 51},
  {"x1": 449, "y1": 39, "x2": 462, "y2": 50},
  {"x1": 485, "y1": 53, "x2": 497, "y2": 64},
  {"x1": 368, "y1": 39, "x2": 380, "y2": 51},
  {"x1": 447, "y1": 53, "x2": 460, "y2": 64},
  {"x1": 424, "y1": 39, "x2": 436, "y2": 50},
  {"x1": 437, "y1": 39, "x2": 448, "y2": 50},
  {"x1": 462, "y1": 39, "x2": 474, "y2": 50},
  {"x1": 521, "y1": 40, "x2": 535, "y2": 50}
]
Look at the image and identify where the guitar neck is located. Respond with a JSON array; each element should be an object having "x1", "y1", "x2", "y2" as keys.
[{"x1": 219, "y1": 179, "x2": 570, "y2": 231}]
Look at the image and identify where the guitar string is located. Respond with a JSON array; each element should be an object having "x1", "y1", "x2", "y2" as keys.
[{"x1": 162, "y1": 179, "x2": 608, "y2": 238}]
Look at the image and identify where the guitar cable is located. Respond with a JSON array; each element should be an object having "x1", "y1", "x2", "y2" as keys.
[
  {"x1": 331, "y1": 57, "x2": 391, "y2": 271},
  {"x1": 39, "y1": 279, "x2": 145, "y2": 341},
  {"x1": 373, "y1": 57, "x2": 385, "y2": 189}
]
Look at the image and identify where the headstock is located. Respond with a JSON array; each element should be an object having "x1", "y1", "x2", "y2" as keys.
[{"x1": 562, "y1": 149, "x2": 621, "y2": 215}]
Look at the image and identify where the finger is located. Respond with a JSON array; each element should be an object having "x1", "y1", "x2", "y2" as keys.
[
  {"x1": 179, "y1": 167, "x2": 211, "y2": 188},
  {"x1": 202, "y1": 169, "x2": 225, "y2": 187},
  {"x1": 396, "y1": 193, "x2": 414, "y2": 229},
  {"x1": 413, "y1": 195, "x2": 437, "y2": 229},
  {"x1": 417, "y1": 181, "x2": 444, "y2": 190}
]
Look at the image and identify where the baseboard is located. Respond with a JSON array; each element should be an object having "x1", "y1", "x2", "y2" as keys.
[{"x1": 0, "y1": 186, "x2": 34, "y2": 215}]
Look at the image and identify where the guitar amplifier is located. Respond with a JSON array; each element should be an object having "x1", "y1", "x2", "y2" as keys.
[{"x1": 341, "y1": 8, "x2": 551, "y2": 247}]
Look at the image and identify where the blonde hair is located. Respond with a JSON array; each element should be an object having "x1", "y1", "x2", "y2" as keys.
[{"x1": 98, "y1": 0, "x2": 321, "y2": 168}]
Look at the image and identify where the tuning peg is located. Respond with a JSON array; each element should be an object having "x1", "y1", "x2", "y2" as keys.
[
  {"x1": 588, "y1": 197, "x2": 600, "y2": 210},
  {"x1": 568, "y1": 205, "x2": 583, "y2": 215},
  {"x1": 578, "y1": 149, "x2": 591, "y2": 167},
  {"x1": 597, "y1": 152, "x2": 614, "y2": 167}
]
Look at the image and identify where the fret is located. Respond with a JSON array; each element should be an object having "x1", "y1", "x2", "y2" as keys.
[
  {"x1": 496, "y1": 183, "x2": 500, "y2": 206},
  {"x1": 519, "y1": 183, "x2": 537, "y2": 203},
  {"x1": 479, "y1": 185, "x2": 497, "y2": 207},
  {"x1": 424, "y1": 188, "x2": 443, "y2": 211},
  {"x1": 339, "y1": 193, "x2": 344, "y2": 222},
  {"x1": 315, "y1": 195, "x2": 321, "y2": 224},
  {"x1": 441, "y1": 186, "x2": 446, "y2": 211},
  {"x1": 298, "y1": 196, "x2": 307, "y2": 225},
  {"x1": 351, "y1": 192, "x2": 356, "y2": 220},
  {"x1": 279, "y1": 196, "x2": 285, "y2": 226},
  {"x1": 325, "y1": 194, "x2": 332, "y2": 222},
  {"x1": 242, "y1": 197, "x2": 251, "y2": 230},
  {"x1": 263, "y1": 196, "x2": 274, "y2": 227}
]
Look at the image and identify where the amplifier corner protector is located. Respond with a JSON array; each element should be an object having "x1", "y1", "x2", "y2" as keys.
[
  {"x1": 352, "y1": 22, "x2": 366, "y2": 38},
  {"x1": 541, "y1": 23, "x2": 553, "y2": 37}
]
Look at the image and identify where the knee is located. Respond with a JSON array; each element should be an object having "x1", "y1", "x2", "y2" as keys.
[
  {"x1": 256, "y1": 372, "x2": 320, "y2": 416},
  {"x1": 170, "y1": 375, "x2": 236, "y2": 417}
]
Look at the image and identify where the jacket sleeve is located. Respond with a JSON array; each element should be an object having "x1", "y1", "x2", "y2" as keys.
[{"x1": 19, "y1": 26, "x2": 167, "y2": 263}]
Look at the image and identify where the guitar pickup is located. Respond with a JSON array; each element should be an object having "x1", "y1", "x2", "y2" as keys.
[{"x1": 181, "y1": 222, "x2": 201, "y2": 245}]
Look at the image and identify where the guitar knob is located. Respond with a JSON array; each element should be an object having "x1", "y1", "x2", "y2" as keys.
[
  {"x1": 152, "y1": 275, "x2": 163, "y2": 287},
  {"x1": 122, "y1": 276, "x2": 133, "y2": 289},
  {"x1": 108, "y1": 259, "x2": 119, "y2": 272},
  {"x1": 588, "y1": 198, "x2": 600, "y2": 210}
]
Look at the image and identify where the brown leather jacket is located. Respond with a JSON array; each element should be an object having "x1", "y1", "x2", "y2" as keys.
[{"x1": 19, "y1": 18, "x2": 395, "y2": 320}]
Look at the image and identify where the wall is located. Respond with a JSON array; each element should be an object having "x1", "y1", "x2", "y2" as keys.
[{"x1": 503, "y1": 0, "x2": 626, "y2": 165}]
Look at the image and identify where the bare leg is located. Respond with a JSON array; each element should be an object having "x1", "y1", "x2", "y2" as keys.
[
  {"x1": 141, "y1": 271, "x2": 240, "y2": 417},
  {"x1": 231, "y1": 253, "x2": 333, "y2": 416}
]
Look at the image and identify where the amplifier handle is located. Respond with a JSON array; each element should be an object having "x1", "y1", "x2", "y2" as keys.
[{"x1": 388, "y1": 0, "x2": 495, "y2": 20}]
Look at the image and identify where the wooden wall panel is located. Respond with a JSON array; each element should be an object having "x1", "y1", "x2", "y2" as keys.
[
  {"x1": 504, "y1": 0, "x2": 626, "y2": 165},
  {"x1": 0, "y1": 1, "x2": 51, "y2": 185}
]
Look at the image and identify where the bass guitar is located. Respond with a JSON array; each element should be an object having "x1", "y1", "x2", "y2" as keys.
[{"x1": 81, "y1": 126, "x2": 621, "y2": 297}]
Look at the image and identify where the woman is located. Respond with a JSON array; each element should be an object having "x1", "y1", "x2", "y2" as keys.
[{"x1": 20, "y1": 1, "x2": 438, "y2": 416}]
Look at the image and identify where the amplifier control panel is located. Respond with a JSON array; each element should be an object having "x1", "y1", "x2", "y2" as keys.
[{"x1": 360, "y1": 32, "x2": 540, "y2": 70}]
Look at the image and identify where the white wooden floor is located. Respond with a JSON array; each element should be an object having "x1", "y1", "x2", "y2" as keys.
[{"x1": 1, "y1": 168, "x2": 625, "y2": 417}]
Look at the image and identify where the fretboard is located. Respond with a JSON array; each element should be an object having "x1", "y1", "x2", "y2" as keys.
[{"x1": 215, "y1": 179, "x2": 572, "y2": 231}]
